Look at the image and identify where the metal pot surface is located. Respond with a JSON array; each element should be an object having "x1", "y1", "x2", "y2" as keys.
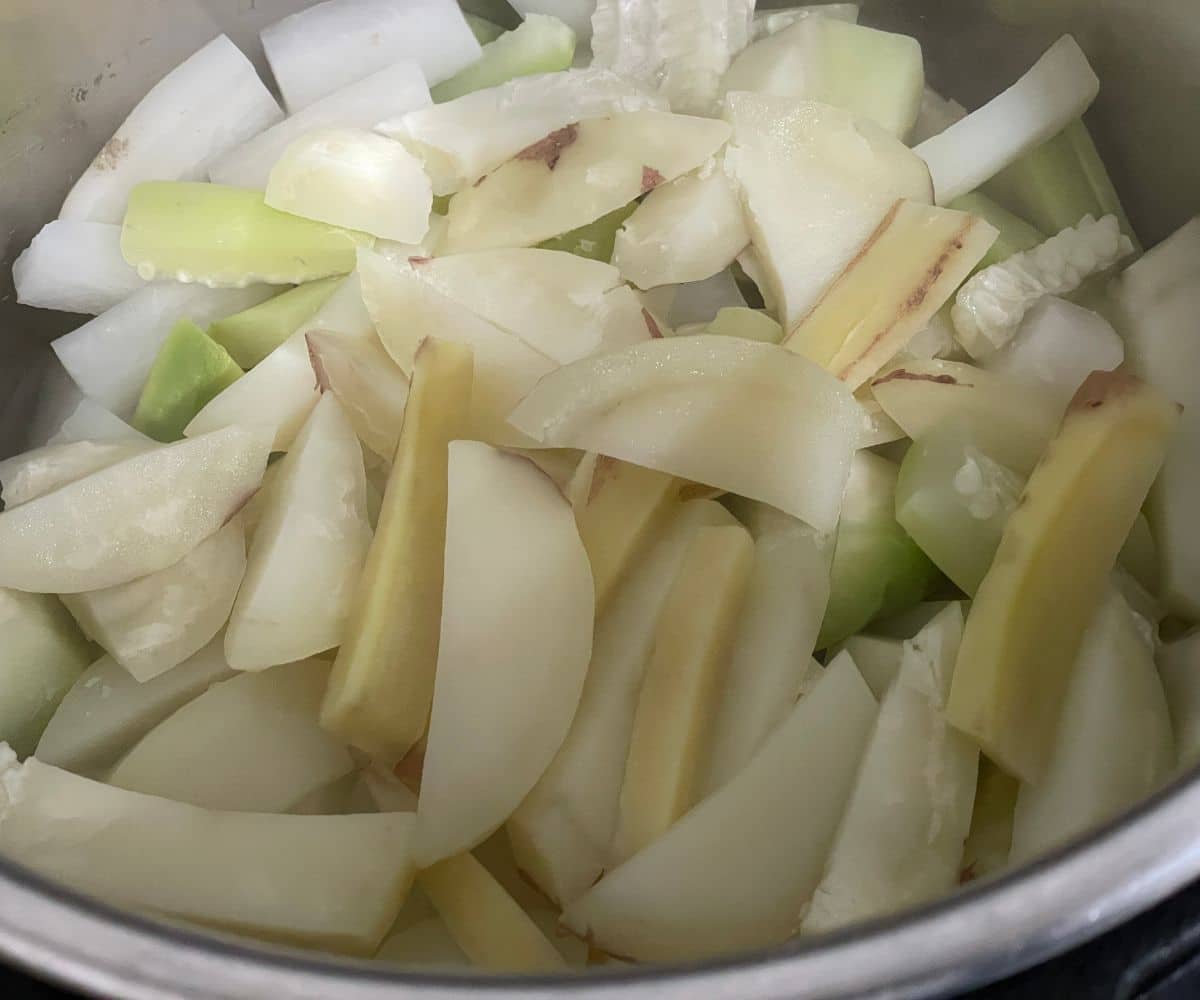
[{"x1": 1, "y1": 1, "x2": 1199, "y2": 997}]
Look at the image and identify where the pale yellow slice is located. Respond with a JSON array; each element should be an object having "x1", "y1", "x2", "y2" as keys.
[
  {"x1": 946, "y1": 371, "x2": 1179, "y2": 782},
  {"x1": 320, "y1": 338, "x2": 473, "y2": 762},
  {"x1": 611, "y1": 523, "x2": 754, "y2": 863},
  {"x1": 784, "y1": 199, "x2": 997, "y2": 390},
  {"x1": 418, "y1": 853, "x2": 567, "y2": 972},
  {"x1": 571, "y1": 457, "x2": 681, "y2": 615}
]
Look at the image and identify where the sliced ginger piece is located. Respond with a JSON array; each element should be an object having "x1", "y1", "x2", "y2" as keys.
[
  {"x1": 320, "y1": 339, "x2": 473, "y2": 762},
  {"x1": 946, "y1": 371, "x2": 1179, "y2": 782},
  {"x1": 611, "y1": 522, "x2": 754, "y2": 863}
]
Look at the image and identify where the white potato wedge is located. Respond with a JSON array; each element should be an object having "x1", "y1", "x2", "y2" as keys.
[
  {"x1": 562, "y1": 653, "x2": 877, "y2": 961},
  {"x1": 871, "y1": 359, "x2": 1063, "y2": 476},
  {"x1": 321, "y1": 340, "x2": 473, "y2": 763},
  {"x1": 701, "y1": 514, "x2": 832, "y2": 794},
  {"x1": 63, "y1": 519, "x2": 245, "y2": 683},
  {"x1": 0, "y1": 426, "x2": 269, "y2": 594},
  {"x1": 508, "y1": 335, "x2": 862, "y2": 533},
  {"x1": 109, "y1": 659, "x2": 354, "y2": 812},
  {"x1": 1009, "y1": 588, "x2": 1173, "y2": 864},
  {"x1": 803, "y1": 606, "x2": 978, "y2": 933},
  {"x1": 35, "y1": 639, "x2": 234, "y2": 775},
  {"x1": 612, "y1": 164, "x2": 750, "y2": 289},
  {"x1": 783, "y1": 200, "x2": 997, "y2": 389},
  {"x1": 722, "y1": 94, "x2": 932, "y2": 329},
  {"x1": 508, "y1": 499, "x2": 738, "y2": 906},
  {"x1": 0, "y1": 753, "x2": 414, "y2": 955},
  {"x1": 612, "y1": 524, "x2": 754, "y2": 862},
  {"x1": 359, "y1": 248, "x2": 555, "y2": 446},
  {"x1": 0, "y1": 590, "x2": 93, "y2": 758},
  {"x1": 0, "y1": 439, "x2": 152, "y2": 510},
  {"x1": 418, "y1": 853, "x2": 567, "y2": 972},
  {"x1": 225, "y1": 395, "x2": 372, "y2": 670},
  {"x1": 442, "y1": 111, "x2": 732, "y2": 252},
  {"x1": 414, "y1": 442, "x2": 593, "y2": 866}
]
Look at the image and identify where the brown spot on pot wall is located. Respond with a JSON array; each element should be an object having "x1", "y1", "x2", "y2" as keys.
[{"x1": 515, "y1": 124, "x2": 580, "y2": 170}]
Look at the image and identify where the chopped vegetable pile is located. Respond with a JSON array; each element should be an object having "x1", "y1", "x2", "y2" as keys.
[{"x1": 3, "y1": 0, "x2": 1199, "y2": 974}]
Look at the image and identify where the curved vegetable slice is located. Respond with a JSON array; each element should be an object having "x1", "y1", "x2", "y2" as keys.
[
  {"x1": 58, "y1": 35, "x2": 282, "y2": 224},
  {"x1": 13, "y1": 221, "x2": 144, "y2": 315},
  {"x1": 0, "y1": 439, "x2": 152, "y2": 510},
  {"x1": 946, "y1": 372, "x2": 1179, "y2": 782},
  {"x1": 265, "y1": 130, "x2": 432, "y2": 244},
  {"x1": 1009, "y1": 589, "x2": 1173, "y2": 863},
  {"x1": 208, "y1": 61, "x2": 431, "y2": 191},
  {"x1": 722, "y1": 94, "x2": 933, "y2": 329},
  {"x1": 0, "y1": 590, "x2": 93, "y2": 758},
  {"x1": 0, "y1": 753, "x2": 415, "y2": 955},
  {"x1": 414, "y1": 442, "x2": 594, "y2": 867},
  {"x1": 321, "y1": 340, "x2": 472, "y2": 763},
  {"x1": 52, "y1": 283, "x2": 275, "y2": 419},
  {"x1": 803, "y1": 605, "x2": 977, "y2": 934},
  {"x1": 121, "y1": 182, "x2": 374, "y2": 288},
  {"x1": 109, "y1": 659, "x2": 354, "y2": 813},
  {"x1": 261, "y1": 0, "x2": 480, "y2": 113},
  {"x1": 432, "y1": 14, "x2": 576, "y2": 103},
  {"x1": 62, "y1": 519, "x2": 245, "y2": 683},
  {"x1": 510, "y1": 335, "x2": 861, "y2": 533},
  {"x1": 0, "y1": 425, "x2": 270, "y2": 594},
  {"x1": 562, "y1": 653, "x2": 877, "y2": 962},
  {"x1": 380, "y1": 69, "x2": 665, "y2": 195},
  {"x1": 35, "y1": 639, "x2": 234, "y2": 775},
  {"x1": 508, "y1": 499, "x2": 736, "y2": 906},
  {"x1": 225, "y1": 394, "x2": 372, "y2": 671},
  {"x1": 870, "y1": 359, "x2": 1063, "y2": 476},
  {"x1": 915, "y1": 35, "x2": 1099, "y2": 205},
  {"x1": 442, "y1": 111, "x2": 731, "y2": 252}
]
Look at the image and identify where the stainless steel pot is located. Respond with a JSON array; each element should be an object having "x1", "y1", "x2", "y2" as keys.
[{"x1": 2, "y1": 1, "x2": 1199, "y2": 996}]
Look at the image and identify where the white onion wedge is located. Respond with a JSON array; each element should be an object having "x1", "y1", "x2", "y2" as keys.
[
  {"x1": 802, "y1": 605, "x2": 978, "y2": 933},
  {"x1": 0, "y1": 426, "x2": 269, "y2": 594},
  {"x1": 379, "y1": 68, "x2": 666, "y2": 195},
  {"x1": 261, "y1": 0, "x2": 479, "y2": 113},
  {"x1": 0, "y1": 439, "x2": 152, "y2": 510},
  {"x1": 509, "y1": 335, "x2": 861, "y2": 533},
  {"x1": 701, "y1": 517, "x2": 832, "y2": 794},
  {"x1": 613, "y1": 163, "x2": 750, "y2": 289},
  {"x1": 209, "y1": 61, "x2": 431, "y2": 191},
  {"x1": 358, "y1": 248, "x2": 556, "y2": 446},
  {"x1": 442, "y1": 111, "x2": 731, "y2": 253},
  {"x1": 62, "y1": 519, "x2": 246, "y2": 683},
  {"x1": 915, "y1": 36, "x2": 1099, "y2": 205},
  {"x1": 225, "y1": 394, "x2": 372, "y2": 671},
  {"x1": 414, "y1": 442, "x2": 593, "y2": 867},
  {"x1": 108, "y1": 659, "x2": 354, "y2": 812},
  {"x1": 723, "y1": 94, "x2": 932, "y2": 329},
  {"x1": 562, "y1": 653, "x2": 877, "y2": 961},
  {"x1": 13, "y1": 221, "x2": 145, "y2": 315},
  {"x1": 58, "y1": 36, "x2": 282, "y2": 224},
  {"x1": 184, "y1": 274, "x2": 374, "y2": 451},
  {"x1": 266, "y1": 129, "x2": 432, "y2": 243},
  {"x1": 508, "y1": 499, "x2": 738, "y2": 906},
  {"x1": 401, "y1": 249, "x2": 646, "y2": 364},
  {"x1": 36, "y1": 639, "x2": 235, "y2": 775},
  {"x1": 306, "y1": 331, "x2": 410, "y2": 461},
  {"x1": 52, "y1": 283, "x2": 275, "y2": 419},
  {"x1": 0, "y1": 753, "x2": 415, "y2": 955}
]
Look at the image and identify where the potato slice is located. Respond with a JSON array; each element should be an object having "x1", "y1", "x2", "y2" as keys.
[
  {"x1": 322, "y1": 339, "x2": 473, "y2": 762},
  {"x1": 612, "y1": 523, "x2": 753, "y2": 862},
  {"x1": 946, "y1": 371, "x2": 1179, "y2": 782}
]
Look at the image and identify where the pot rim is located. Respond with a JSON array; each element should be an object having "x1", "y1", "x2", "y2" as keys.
[{"x1": 1, "y1": 766, "x2": 1198, "y2": 999}]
